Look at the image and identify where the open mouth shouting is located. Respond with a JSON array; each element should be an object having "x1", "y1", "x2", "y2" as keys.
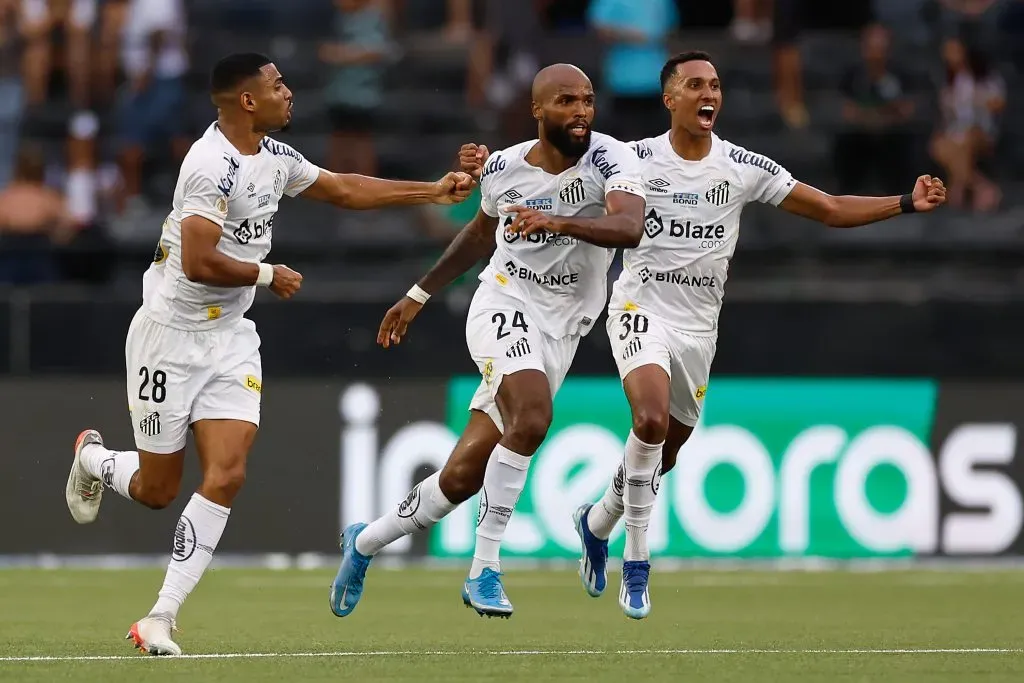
[{"x1": 697, "y1": 104, "x2": 716, "y2": 130}]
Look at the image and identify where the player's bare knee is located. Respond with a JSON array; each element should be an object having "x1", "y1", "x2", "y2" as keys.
[
  {"x1": 135, "y1": 478, "x2": 180, "y2": 510},
  {"x1": 632, "y1": 407, "x2": 669, "y2": 445},
  {"x1": 202, "y1": 465, "x2": 247, "y2": 502},
  {"x1": 503, "y1": 405, "x2": 552, "y2": 455},
  {"x1": 438, "y1": 462, "x2": 480, "y2": 505}
]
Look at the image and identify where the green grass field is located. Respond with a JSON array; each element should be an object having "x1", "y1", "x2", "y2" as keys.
[{"x1": 1, "y1": 567, "x2": 1023, "y2": 681}]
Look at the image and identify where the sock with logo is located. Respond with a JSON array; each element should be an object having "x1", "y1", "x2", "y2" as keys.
[
  {"x1": 149, "y1": 493, "x2": 230, "y2": 619},
  {"x1": 470, "y1": 444, "x2": 532, "y2": 579},
  {"x1": 623, "y1": 431, "x2": 664, "y2": 561},
  {"x1": 587, "y1": 461, "x2": 625, "y2": 540},
  {"x1": 355, "y1": 471, "x2": 456, "y2": 556},
  {"x1": 81, "y1": 443, "x2": 139, "y2": 501}
]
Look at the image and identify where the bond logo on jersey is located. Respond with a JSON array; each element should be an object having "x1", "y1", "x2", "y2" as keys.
[
  {"x1": 728, "y1": 148, "x2": 781, "y2": 176},
  {"x1": 559, "y1": 177, "x2": 585, "y2": 205},
  {"x1": 706, "y1": 180, "x2": 730, "y2": 206},
  {"x1": 644, "y1": 209, "x2": 664, "y2": 238},
  {"x1": 257, "y1": 194, "x2": 271, "y2": 208},
  {"x1": 590, "y1": 146, "x2": 621, "y2": 180},
  {"x1": 525, "y1": 197, "x2": 553, "y2": 211},
  {"x1": 673, "y1": 192, "x2": 699, "y2": 206},
  {"x1": 647, "y1": 178, "x2": 671, "y2": 194}
]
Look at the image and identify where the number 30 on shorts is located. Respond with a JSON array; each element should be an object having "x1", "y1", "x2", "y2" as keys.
[
  {"x1": 492, "y1": 310, "x2": 529, "y2": 339},
  {"x1": 618, "y1": 312, "x2": 649, "y2": 340},
  {"x1": 138, "y1": 366, "x2": 167, "y2": 403}
]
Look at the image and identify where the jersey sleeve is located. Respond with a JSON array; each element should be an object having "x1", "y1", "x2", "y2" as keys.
[
  {"x1": 747, "y1": 153, "x2": 797, "y2": 206},
  {"x1": 598, "y1": 139, "x2": 645, "y2": 199},
  {"x1": 282, "y1": 150, "x2": 320, "y2": 197},
  {"x1": 179, "y1": 153, "x2": 230, "y2": 228},
  {"x1": 478, "y1": 158, "x2": 500, "y2": 217}
]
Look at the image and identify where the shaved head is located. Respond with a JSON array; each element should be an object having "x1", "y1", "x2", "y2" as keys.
[
  {"x1": 530, "y1": 63, "x2": 596, "y2": 159},
  {"x1": 531, "y1": 63, "x2": 592, "y2": 102}
]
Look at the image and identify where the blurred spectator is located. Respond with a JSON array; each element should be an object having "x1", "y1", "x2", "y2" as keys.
[
  {"x1": 320, "y1": 0, "x2": 397, "y2": 176},
  {"x1": 772, "y1": 0, "x2": 808, "y2": 128},
  {"x1": 20, "y1": 0, "x2": 95, "y2": 108},
  {"x1": 0, "y1": 0, "x2": 24, "y2": 188},
  {"x1": 588, "y1": 0, "x2": 679, "y2": 141},
  {"x1": 731, "y1": 0, "x2": 773, "y2": 43},
  {"x1": 0, "y1": 145, "x2": 73, "y2": 285},
  {"x1": 465, "y1": 0, "x2": 539, "y2": 140},
  {"x1": 833, "y1": 24, "x2": 916, "y2": 195},
  {"x1": 116, "y1": 0, "x2": 189, "y2": 215},
  {"x1": 444, "y1": 0, "x2": 473, "y2": 43},
  {"x1": 930, "y1": 38, "x2": 1005, "y2": 212}
]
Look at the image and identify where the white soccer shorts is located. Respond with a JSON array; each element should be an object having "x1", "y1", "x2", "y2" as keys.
[
  {"x1": 124, "y1": 309, "x2": 263, "y2": 453},
  {"x1": 465, "y1": 283, "x2": 581, "y2": 432},
  {"x1": 606, "y1": 307, "x2": 717, "y2": 427}
]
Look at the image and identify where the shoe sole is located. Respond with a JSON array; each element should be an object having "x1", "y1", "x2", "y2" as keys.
[
  {"x1": 66, "y1": 429, "x2": 102, "y2": 524},
  {"x1": 462, "y1": 593, "x2": 513, "y2": 619},
  {"x1": 573, "y1": 506, "x2": 604, "y2": 598}
]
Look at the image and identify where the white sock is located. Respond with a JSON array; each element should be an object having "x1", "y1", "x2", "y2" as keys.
[
  {"x1": 470, "y1": 444, "x2": 531, "y2": 578},
  {"x1": 149, "y1": 493, "x2": 230, "y2": 619},
  {"x1": 355, "y1": 471, "x2": 456, "y2": 556},
  {"x1": 81, "y1": 443, "x2": 139, "y2": 501},
  {"x1": 623, "y1": 431, "x2": 664, "y2": 562},
  {"x1": 587, "y1": 460, "x2": 625, "y2": 540}
]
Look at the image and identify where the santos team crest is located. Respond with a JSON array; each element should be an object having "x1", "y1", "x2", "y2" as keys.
[
  {"x1": 559, "y1": 176, "x2": 585, "y2": 205},
  {"x1": 706, "y1": 179, "x2": 730, "y2": 207}
]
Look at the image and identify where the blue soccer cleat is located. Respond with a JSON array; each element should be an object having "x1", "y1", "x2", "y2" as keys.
[
  {"x1": 573, "y1": 503, "x2": 608, "y2": 597},
  {"x1": 329, "y1": 523, "x2": 372, "y2": 617},
  {"x1": 619, "y1": 560, "x2": 652, "y2": 620},
  {"x1": 461, "y1": 568, "x2": 513, "y2": 618}
]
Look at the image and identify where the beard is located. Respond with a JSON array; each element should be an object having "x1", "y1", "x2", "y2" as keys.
[{"x1": 543, "y1": 118, "x2": 591, "y2": 158}]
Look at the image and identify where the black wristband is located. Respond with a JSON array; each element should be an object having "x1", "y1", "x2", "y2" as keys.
[{"x1": 899, "y1": 193, "x2": 916, "y2": 214}]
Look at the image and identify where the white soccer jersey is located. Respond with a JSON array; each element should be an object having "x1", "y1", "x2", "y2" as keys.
[
  {"x1": 142, "y1": 122, "x2": 321, "y2": 330},
  {"x1": 610, "y1": 132, "x2": 796, "y2": 334},
  {"x1": 478, "y1": 132, "x2": 645, "y2": 339}
]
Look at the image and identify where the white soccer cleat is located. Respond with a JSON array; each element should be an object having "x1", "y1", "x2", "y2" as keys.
[
  {"x1": 126, "y1": 614, "x2": 182, "y2": 656},
  {"x1": 65, "y1": 429, "x2": 104, "y2": 524}
]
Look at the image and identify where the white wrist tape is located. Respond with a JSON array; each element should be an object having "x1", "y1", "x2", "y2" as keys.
[
  {"x1": 406, "y1": 284, "x2": 430, "y2": 304},
  {"x1": 256, "y1": 262, "x2": 275, "y2": 287}
]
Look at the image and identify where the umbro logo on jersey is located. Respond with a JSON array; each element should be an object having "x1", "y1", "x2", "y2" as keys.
[
  {"x1": 498, "y1": 189, "x2": 523, "y2": 207},
  {"x1": 706, "y1": 180, "x2": 730, "y2": 206},
  {"x1": 643, "y1": 209, "x2": 664, "y2": 239},
  {"x1": 559, "y1": 177, "x2": 585, "y2": 205},
  {"x1": 647, "y1": 178, "x2": 670, "y2": 194},
  {"x1": 247, "y1": 182, "x2": 256, "y2": 197}
]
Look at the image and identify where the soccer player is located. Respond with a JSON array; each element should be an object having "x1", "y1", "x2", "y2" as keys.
[
  {"x1": 459, "y1": 50, "x2": 946, "y2": 620},
  {"x1": 329, "y1": 63, "x2": 646, "y2": 619},
  {"x1": 63, "y1": 53, "x2": 473, "y2": 656}
]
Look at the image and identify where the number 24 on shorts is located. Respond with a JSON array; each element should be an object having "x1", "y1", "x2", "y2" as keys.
[
  {"x1": 138, "y1": 366, "x2": 167, "y2": 403},
  {"x1": 492, "y1": 310, "x2": 529, "y2": 340}
]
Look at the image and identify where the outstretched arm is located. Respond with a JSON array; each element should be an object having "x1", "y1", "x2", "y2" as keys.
[
  {"x1": 377, "y1": 209, "x2": 498, "y2": 347},
  {"x1": 299, "y1": 169, "x2": 475, "y2": 209},
  {"x1": 507, "y1": 190, "x2": 647, "y2": 248},
  {"x1": 780, "y1": 175, "x2": 947, "y2": 228}
]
